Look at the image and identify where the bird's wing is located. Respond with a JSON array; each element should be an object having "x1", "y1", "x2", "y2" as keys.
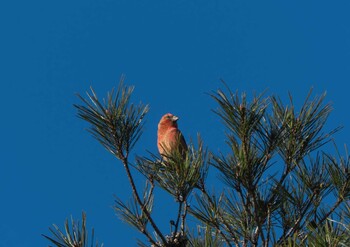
[{"x1": 167, "y1": 128, "x2": 187, "y2": 154}]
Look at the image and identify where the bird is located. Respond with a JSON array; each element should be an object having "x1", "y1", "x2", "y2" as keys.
[{"x1": 157, "y1": 113, "x2": 187, "y2": 160}]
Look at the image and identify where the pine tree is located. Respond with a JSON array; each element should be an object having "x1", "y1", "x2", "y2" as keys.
[{"x1": 44, "y1": 78, "x2": 350, "y2": 246}]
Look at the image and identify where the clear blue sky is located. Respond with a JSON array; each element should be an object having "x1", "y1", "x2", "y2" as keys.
[{"x1": 1, "y1": 1, "x2": 350, "y2": 246}]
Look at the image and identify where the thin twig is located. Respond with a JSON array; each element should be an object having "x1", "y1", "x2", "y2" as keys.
[
  {"x1": 318, "y1": 198, "x2": 342, "y2": 227},
  {"x1": 140, "y1": 227, "x2": 159, "y2": 246},
  {"x1": 172, "y1": 201, "x2": 183, "y2": 241},
  {"x1": 145, "y1": 180, "x2": 155, "y2": 207},
  {"x1": 277, "y1": 193, "x2": 316, "y2": 244},
  {"x1": 251, "y1": 192, "x2": 265, "y2": 245},
  {"x1": 201, "y1": 187, "x2": 236, "y2": 247},
  {"x1": 268, "y1": 161, "x2": 296, "y2": 207},
  {"x1": 181, "y1": 201, "x2": 189, "y2": 236},
  {"x1": 122, "y1": 157, "x2": 167, "y2": 245},
  {"x1": 265, "y1": 205, "x2": 271, "y2": 247},
  {"x1": 237, "y1": 185, "x2": 253, "y2": 242}
]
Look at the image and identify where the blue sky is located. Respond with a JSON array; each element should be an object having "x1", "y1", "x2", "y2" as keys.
[{"x1": 1, "y1": 1, "x2": 350, "y2": 246}]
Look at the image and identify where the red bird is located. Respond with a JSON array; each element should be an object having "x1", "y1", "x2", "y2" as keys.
[{"x1": 157, "y1": 113, "x2": 187, "y2": 159}]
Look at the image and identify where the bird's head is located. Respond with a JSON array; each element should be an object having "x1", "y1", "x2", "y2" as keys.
[{"x1": 159, "y1": 113, "x2": 179, "y2": 128}]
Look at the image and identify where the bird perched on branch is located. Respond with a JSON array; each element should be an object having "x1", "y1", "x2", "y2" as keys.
[{"x1": 157, "y1": 113, "x2": 187, "y2": 160}]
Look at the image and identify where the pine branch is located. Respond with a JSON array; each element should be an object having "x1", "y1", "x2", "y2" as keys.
[
  {"x1": 190, "y1": 195, "x2": 230, "y2": 246},
  {"x1": 172, "y1": 201, "x2": 183, "y2": 241},
  {"x1": 317, "y1": 198, "x2": 342, "y2": 229},
  {"x1": 74, "y1": 78, "x2": 149, "y2": 160},
  {"x1": 114, "y1": 193, "x2": 157, "y2": 246},
  {"x1": 212, "y1": 194, "x2": 237, "y2": 245},
  {"x1": 181, "y1": 201, "x2": 189, "y2": 236},
  {"x1": 187, "y1": 225, "x2": 226, "y2": 247},
  {"x1": 74, "y1": 78, "x2": 168, "y2": 245},
  {"x1": 42, "y1": 212, "x2": 102, "y2": 247},
  {"x1": 137, "y1": 135, "x2": 209, "y2": 203},
  {"x1": 121, "y1": 157, "x2": 167, "y2": 245}
]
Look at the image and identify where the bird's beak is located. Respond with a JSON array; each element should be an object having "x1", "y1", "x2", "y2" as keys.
[{"x1": 172, "y1": 115, "x2": 179, "y2": 122}]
